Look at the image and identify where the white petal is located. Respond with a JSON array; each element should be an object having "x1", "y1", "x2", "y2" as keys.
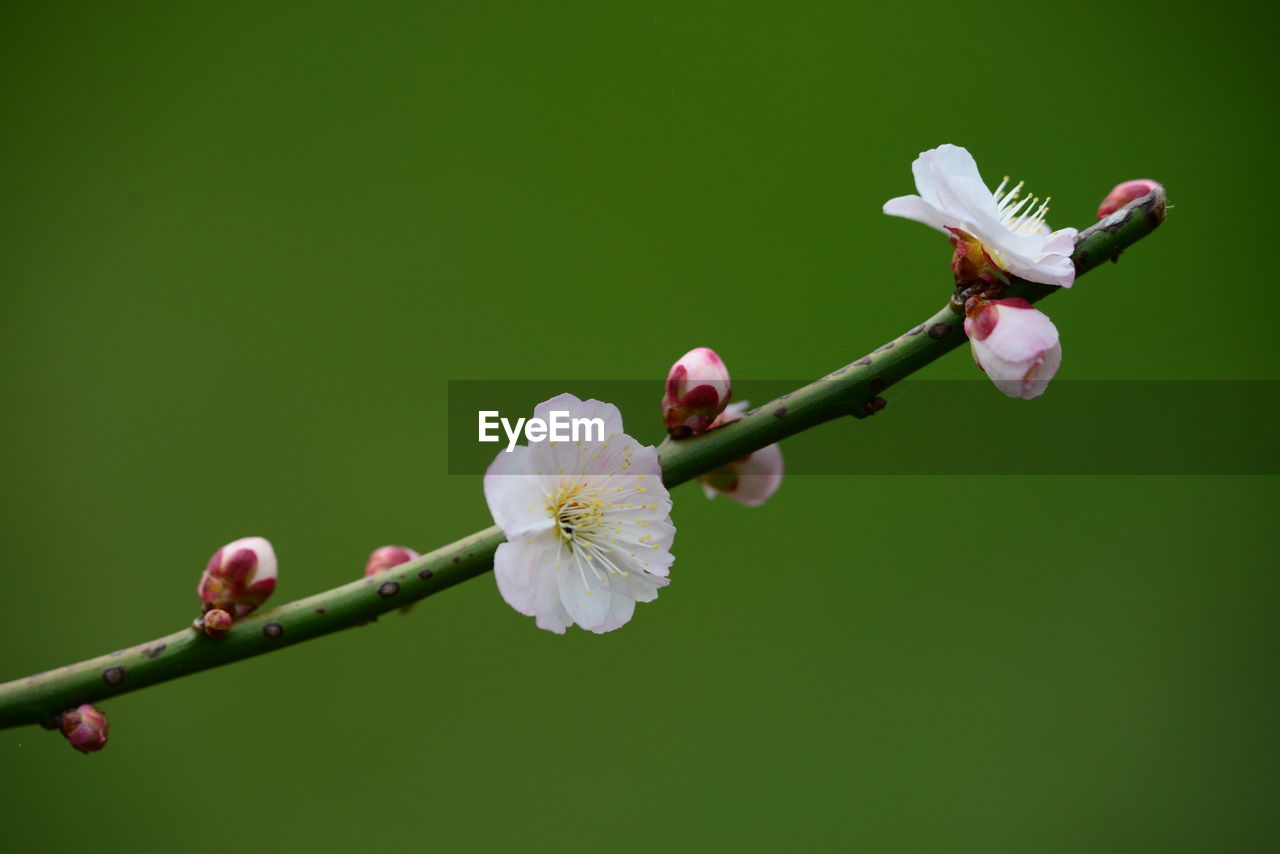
[
  {"x1": 882, "y1": 195, "x2": 951, "y2": 233},
  {"x1": 533, "y1": 563, "x2": 574, "y2": 634},
  {"x1": 613, "y1": 569, "x2": 669, "y2": 605},
  {"x1": 493, "y1": 535, "x2": 557, "y2": 616},
  {"x1": 925, "y1": 144, "x2": 985, "y2": 186},
  {"x1": 995, "y1": 228, "x2": 1078, "y2": 288},
  {"x1": 595, "y1": 588, "x2": 637, "y2": 633},
  {"x1": 1038, "y1": 227, "x2": 1078, "y2": 258},
  {"x1": 484, "y1": 446, "x2": 556, "y2": 540},
  {"x1": 533, "y1": 393, "x2": 625, "y2": 440},
  {"x1": 556, "y1": 557, "x2": 612, "y2": 631}
]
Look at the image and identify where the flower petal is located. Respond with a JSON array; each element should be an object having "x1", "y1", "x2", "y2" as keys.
[
  {"x1": 484, "y1": 446, "x2": 557, "y2": 540},
  {"x1": 556, "y1": 557, "x2": 613, "y2": 631},
  {"x1": 882, "y1": 195, "x2": 951, "y2": 233},
  {"x1": 493, "y1": 535, "x2": 558, "y2": 617},
  {"x1": 533, "y1": 393, "x2": 625, "y2": 439}
]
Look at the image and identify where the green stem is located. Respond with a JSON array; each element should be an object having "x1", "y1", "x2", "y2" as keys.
[{"x1": 0, "y1": 188, "x2": 1166, "y2": 731}]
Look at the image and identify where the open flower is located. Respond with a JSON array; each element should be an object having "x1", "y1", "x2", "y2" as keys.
[
  {"x1": 698, "y1": 403, "x2": 784, "y2": 506},
  {"x1": 964, "y1": 298, "x2": 1062, "y2": 400},
  {"x1": 483, "y1": 394, "x2": 675, "y2": 634},
  {"x1": 883, "y1": 144, "x2": 1078, "y2": 287},
  {"x1": 198, "y1": 536, "x2": 277, "y2": 619}
]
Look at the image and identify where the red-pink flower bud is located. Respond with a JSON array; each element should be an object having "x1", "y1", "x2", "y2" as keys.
[
  {"x1": 59, "y1": 704, "x2": 109, "y2": 754},
  {"x1": 198, "y1": 536, "x2": 277, "y2": 619},
  {"x1": 202, "y1": 608, "x2": 233, "y2": 639},
  {"x1": 1097, "y1": 179, "x2": 1162, "y2": 219},
  {"x1": 663, "y1": 347, "x2": 731, "y2": 437},
  {"x1": 364, "y1": 545, "x2": 420, "y2": 577}
]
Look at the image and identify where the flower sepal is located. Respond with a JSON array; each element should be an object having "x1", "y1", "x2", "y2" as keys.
[{"x1": 947, "y1": 227, "x2": 1010, "y2": 289}]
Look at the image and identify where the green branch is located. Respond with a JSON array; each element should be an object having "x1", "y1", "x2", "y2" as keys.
[{"x1": 0, "y1": 188, "x2": 1166, "y2": 731}]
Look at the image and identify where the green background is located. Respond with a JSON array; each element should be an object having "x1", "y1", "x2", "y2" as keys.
[{"x1": 2, "y1": 2, "x2": 1276, "y2": 851}]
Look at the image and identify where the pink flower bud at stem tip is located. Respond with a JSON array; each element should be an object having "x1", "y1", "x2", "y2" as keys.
[{"x1": 1097, "y1": 179, "x2": 1162, "y2": 219}]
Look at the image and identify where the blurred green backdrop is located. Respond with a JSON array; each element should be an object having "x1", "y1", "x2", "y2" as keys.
[{"x1": 2, "y1": 2, "x2": 1276, "y2": 852}]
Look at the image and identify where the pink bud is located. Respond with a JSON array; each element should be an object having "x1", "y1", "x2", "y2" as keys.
[
  {"x1": 198, "y1": 536, "x2": 278, "y2": 619},
  {"x1": 697, "y1": 402, "x2": 784, "y2": 506},
  {"x1": 59, "y1": 704, "x2": 109, "y2": 754},
  {"x1": 663, "y1": 347, "x2": 732, "y2": 437},
  {"x1": 964, "y1": 298, "x2": 1062, "y2": 400},
  {"x1": 202, "y1": 608, "x2": 233, "y2": 639},
  {"x1": 1097, "y1": 179, "x2": 1162, "y2": 219},
  {"x1": 364, "y1": 545, "x2": 420, "y2": 577}
]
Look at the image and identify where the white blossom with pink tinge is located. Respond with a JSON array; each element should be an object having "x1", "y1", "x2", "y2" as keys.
[
  {"x1": 484, "y1": 394, "x2": 675, "y2": 634},
  {"x1": 883, "y1": 144, "x2": 1078, "y2": 287}
]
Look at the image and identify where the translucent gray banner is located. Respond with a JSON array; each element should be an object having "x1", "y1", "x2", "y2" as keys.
[{"x1": 447, "y1": 380, "x2": 1280, "y2": 475}]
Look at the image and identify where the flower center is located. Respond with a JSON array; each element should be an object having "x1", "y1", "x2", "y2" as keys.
[
  {"x1": 993, "y1": 176, "x2": 1052, "y2": 236},
  {"x1": 555, "y1": 493, "x2": 605, "y2": 543},
  {"x1": 547, "y1": 480, "x2": 623, "y2": 551}
]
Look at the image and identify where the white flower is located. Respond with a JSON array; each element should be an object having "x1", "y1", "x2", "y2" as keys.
[
  {"x1": 883, "y1": 144, "x2": 1079, "y2": 287},
  {"x1": 483, "y1": 394, "x2": 675, "y2": 634},
  {"x1": 698, "y1": 403, "x2": 784, "y2": 507},
  {"x1": 964, "y1": 298, "x2": 1063, "y2": 400}
]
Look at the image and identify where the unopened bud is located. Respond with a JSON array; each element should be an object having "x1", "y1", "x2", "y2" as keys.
[
  {"x1": 364, "y1": 545, "x2": 420, "y2": 577},
  {"x1": 365, "y1": 545, "x2": 421, "y2": 615},
  {"x1": 59, "y1": 704, "x2": 109, "y2": 754},
  {"x1": 202, "y1": 608, "x2": 233, "y2": 639},
  {"x1": 697, "y1": 402, "x2": 785, "y2": 507},
  {"x1": 963, "y1": 298, "x2": 1062, "y2": 400},
  {"x1": 198, "y1": 536, "x2": 277, "y2": 619},
  {"x1": 1097, "y1": 179, "x2": 1162, "y2": 219},
  {"x1": 663, "y1": 347, "x2": 731, "y2": 437}
]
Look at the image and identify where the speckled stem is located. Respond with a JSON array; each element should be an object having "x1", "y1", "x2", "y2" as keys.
[{"x1": 0, "y1": 188, "x2": 1166, "y2": 731}]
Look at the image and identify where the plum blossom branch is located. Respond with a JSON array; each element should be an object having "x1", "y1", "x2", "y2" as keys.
[{"x1": 0, "y1": 187, "x2": 1166, "y2": 732}]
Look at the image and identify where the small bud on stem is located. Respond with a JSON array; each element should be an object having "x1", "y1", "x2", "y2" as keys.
[
  {"x1": 663, "y1": 347, "x2": 732, "y2": 437},
  {"x1": 198, "y1": 537, "x2": 278, "y2": 619},
  {"x1": 202, "y1": 608, "x2": 233, "y2": 639},
  {"x1": 364, "y1": 546, "x2": 420, "y2": 577},
  {"x1": 1098, "y1": 179, "x2": 1163, "y2": 219},
  {"x1": 59, "y1": 704, "x2": 109, "y2": 754},
  {"x1": 364, "y1": 545, "x2": 421, "y2": 615}
]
